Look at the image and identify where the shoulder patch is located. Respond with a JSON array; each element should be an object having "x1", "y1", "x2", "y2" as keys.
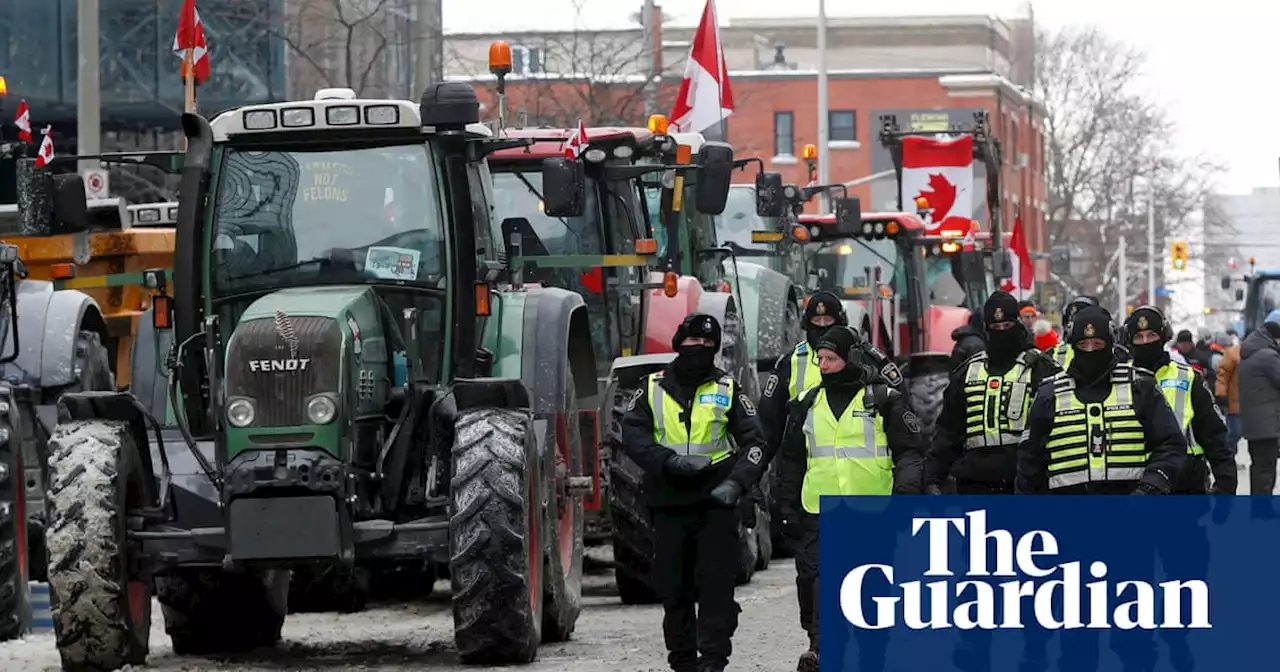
[
  {"x1": 763, "y1": 374, "x2": 779, "y2": 398},
  {"x1": 739, "y1": 394, "x2": 758, "y2": 416},
  {"x1": 746, "y1": 445, "x2": 763, "y2": 464},
  {"x1": 796, "y1": 342, "x2": 809, "y2": 354},
  {"x1": 902, "y1": 410, "x2": 921, "y2": 434},
  {"x1": 627, "y1": 388, "x2": 643, "y2": 411},
  {"x1": 880, "y1": 362, "x2": 903, "y2": 386}
]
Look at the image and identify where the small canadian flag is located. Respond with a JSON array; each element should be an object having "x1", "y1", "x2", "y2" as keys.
[
  {"x1": 14, "y1": 100, "x2": 31, "y2": 143},
  {"x1": 35, "y1": 126, "x2": 54, "y2": 168},
  {"x1": 564, "y1": 120, "x2": 588, "y2": 159}
]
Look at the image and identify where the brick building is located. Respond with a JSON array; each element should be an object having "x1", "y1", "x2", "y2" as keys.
[{"x1": 444, "y1": 12, "x2": 1050, "y2": 279}]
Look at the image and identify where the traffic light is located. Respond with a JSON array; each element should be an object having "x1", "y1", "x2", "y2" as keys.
[{"x1": 1171, "y1": 240, "x2": 1188, "y2": 271}]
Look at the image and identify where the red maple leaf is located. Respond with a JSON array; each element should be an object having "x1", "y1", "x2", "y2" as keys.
[{"x1": 916, "y1": 173, "x2": 957, "y2": 222}]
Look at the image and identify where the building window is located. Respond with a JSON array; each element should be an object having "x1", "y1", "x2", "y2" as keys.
[
  {"x1": 511, "y1": 45, "x2": 545, "y2": 75},
  {"x1": 774, "y1": 111, "x2": 794, "y2": 156},
  {"x1": 830, "y1": 111, "x2": 856, "y2": 142}
]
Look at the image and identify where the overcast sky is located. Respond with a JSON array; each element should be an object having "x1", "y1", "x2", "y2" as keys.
[{"x1": 445, "y1": 0, "x2": 1278, "y2": 195}]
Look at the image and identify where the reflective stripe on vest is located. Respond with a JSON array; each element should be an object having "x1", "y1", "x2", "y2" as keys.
[
  {"x1": 799, "y1": 387, "x2": 894, "y2": 513},
  {"x1": 788, "y1": 342, "x2": 822, "y2": 401},
  {"x1": 649, "y1": 373, "x2": 734, "y2": 463},
  {"x1": 961, "y1": 352, "x2": 1034, "y2": 449},
  {"x1": 1050, "y1": 343, "x2": 1073, "y2": 368},
  {"x1": 1045, "y1": 365, "x2": 1147, "y2": 490},
  {"x1": 1154, "y1": 362, "x2": 1203, "y2": 456}
]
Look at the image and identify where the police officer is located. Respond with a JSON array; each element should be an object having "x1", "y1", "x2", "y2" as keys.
[
  {"x1": 775, "y1": 326, "x2": 924, "y2": 672},
  {"x1": 1015, "y1": 306, "x2": 1187, "y2": 672},
  {"x1": 1045, "y1": 295, "x2": 1100, "y2": 367},
  {"x1": 1124, "y1": 306, "x2": 1238, "y2": 494},
  {"x1": 927, "y1": 291, "x2": 1061, "y2": 496},
  {"x1": 620, "y1": 313, "x2": 770, "y2": 672}
]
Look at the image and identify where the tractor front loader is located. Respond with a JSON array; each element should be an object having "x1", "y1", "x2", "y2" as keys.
[{"x1": 39, "y1": 83, "x2": 596, "y2": 671}]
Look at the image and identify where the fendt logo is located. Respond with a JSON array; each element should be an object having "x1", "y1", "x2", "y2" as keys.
[
  {"x1": 249, "y1": 359, "x2": 311, "y2": 372},
  {"x1": 839, "y1": 509, "x2": 1211, "y2": 631}
]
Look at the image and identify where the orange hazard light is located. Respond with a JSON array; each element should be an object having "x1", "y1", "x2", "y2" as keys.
[
  {"x1": 635, "y1": 238, "x2": 658, "y2": 255},
  {"x1": 51, "y1": 263, "x2": 75, "y2": 279},
  {"x1": 474, "y1": 282, "x2": 492, "y2": 316},
  {"x1": 802, "y1": 144, "x2": 817, "y2": 161},
  {"x1": 663, "y1": 272, "x2": 679, "y2": 298},
  {"x1": 488, "y1": 41, "x2": 512, "y2": 75},
  {"x1": 675, "y1": 144, "x2": 692, "y2": 165},
  {"x1": 791, "y1": 224, "x2": 810, "y2": 242},
  {"x1": 648, "y1": 114, "x2": 669, "y2": 135}
]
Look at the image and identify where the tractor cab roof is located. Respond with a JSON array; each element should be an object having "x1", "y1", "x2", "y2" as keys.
[{"x1": 487, "y1": 127, "x2": 656, "y2": 162}]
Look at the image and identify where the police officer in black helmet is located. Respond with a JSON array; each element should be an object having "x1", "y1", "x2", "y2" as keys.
[{"x1": 620, "y1": 312, "x2": 771, "y2": 672}]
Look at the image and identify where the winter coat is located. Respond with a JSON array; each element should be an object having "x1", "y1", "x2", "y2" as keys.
[
  {"x1": 949, "y1": 325, "x2": 985, "y2": 371},
  {"x1": 1237, "y1": 329, "x2": 1280, "y2": 440},
  {"x1": 1215, "y1": 345, "x2": 1241, "y2": 414}
]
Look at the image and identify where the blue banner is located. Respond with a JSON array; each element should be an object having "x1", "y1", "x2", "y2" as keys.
[{"x1": 818, "y1": 495, "x2": 1280, "y2": 671}]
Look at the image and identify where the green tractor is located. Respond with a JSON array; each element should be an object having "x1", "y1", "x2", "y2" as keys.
[{"x1": 38, "y1": 83, "x2": 601, "y2": 670}]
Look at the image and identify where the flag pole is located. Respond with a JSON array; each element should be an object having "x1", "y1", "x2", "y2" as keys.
[{"x1": 184, "y1": 48, "x2": 196, "y2": 114}]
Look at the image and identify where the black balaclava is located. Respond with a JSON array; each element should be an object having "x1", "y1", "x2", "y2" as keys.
[
  {"x1": 1124, "y1": 306, "x2": 1170, "y2": 372},
  {"x1": 982, "y1": 291, "x2": 1027, "y2": 363},
  {"x1": 1067, "y1": 306, "x2": 1116, "y2": 383},
  {"x1": 670, "y1": 312, "x2": 721, "y2": 386},
  {"x1": 816, "y1": 326, "x2": 866, "y2": 389},
  {"x1": 803, "y1": 291, "x2": 848, "y2": 348}
]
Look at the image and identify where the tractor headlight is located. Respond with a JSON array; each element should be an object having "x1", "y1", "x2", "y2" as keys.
[
  {"x1": 226, "y1": 398, "x2": 256, "y2": 428},
  {"x1": 306, "y1": 395, "x2": 337, "y2": 425}
]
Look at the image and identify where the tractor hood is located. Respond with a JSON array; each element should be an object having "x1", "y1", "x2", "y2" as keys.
[{"x1": 223, "y1": 285, "x2": 388, "y2": 457}]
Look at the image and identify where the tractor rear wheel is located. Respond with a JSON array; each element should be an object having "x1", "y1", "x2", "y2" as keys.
[
  {"x1": 155, "y1": 568, "x2": 289, "y2": 654},
  {"x1": 450, "y1": 407, "x2": 542, "y2": 664},
  {"x1": 606, "y1": 384, "x2": 659, "y2": 605},
  {"x1": 0, "y1": 393, "x2": 30, "y2": 642},
  {"x1": 45, "y1": 420, "x2": 151, "y2": 670}
]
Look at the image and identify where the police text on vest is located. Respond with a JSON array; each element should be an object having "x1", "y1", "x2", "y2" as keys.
[{"x1": 838, "y1": 509, "x2": 1210, "y2": 630}]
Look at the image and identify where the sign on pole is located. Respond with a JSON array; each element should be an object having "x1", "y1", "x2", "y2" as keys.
[{"x1": 82, "y1": 169, "x2": 109, "y2": 200}]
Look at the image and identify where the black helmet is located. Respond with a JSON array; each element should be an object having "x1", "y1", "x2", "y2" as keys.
[{"x1": 1062, "y1": 296, "x2": 1100, "y2": 327}]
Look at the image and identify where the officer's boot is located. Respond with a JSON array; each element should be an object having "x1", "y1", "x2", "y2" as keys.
[{"x1": 797, "y1": 630, "x2": 819, "y2": 672}]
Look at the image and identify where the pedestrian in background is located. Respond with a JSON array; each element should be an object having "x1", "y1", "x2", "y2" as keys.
[
  {"x1": 1215, "y1": 332, "x2": 1242, "y2": 453},
  {"x1": 1033, "y1": 318, "x2": 1059, "y2": 351},
  {"x1": 1018, "y1": 301, "x2": 1038, "y2": 329},
  {"x1": 1237, "y1": 310, "x2": 1280, "y2": 496}
]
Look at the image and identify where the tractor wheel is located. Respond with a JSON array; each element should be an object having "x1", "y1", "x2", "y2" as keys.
[
  {"x1": 287, "y1": 565, "x2": 368, "y2": 613},
  {"x1": 450, "y1": 407, "x2": 542, "y2": 664},
  {"x1": 155, "y1": 568, "x2": 290, "y2": 654},
  {"x1": 45, "y1": 420, "x2": 151, "y2": 670},
  {"x1": 541, "y1": 372, "x2": 583, "y2": 643},
  {"x1": 606, "y1": 384, "x2": 659, "y2": 605},
  {"x1": 0, "y1": 395, "x2": 30, "y2": 643},
  {"x1": 753, "y1": 473, "x2": 773, "y2": 572}
]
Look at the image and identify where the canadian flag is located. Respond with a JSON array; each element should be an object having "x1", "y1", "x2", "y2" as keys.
[
  {"x1": 669, "y1": 0, "x2": 734, "y2": 134},
  {"x1": 901, "y1": 135, "x2": 974, "y2": 234},
  {"x1": 173, "y1": 0, "x2": 211, "y2": 84},
  {"x1": 565, "y1": 119, "x2": 588, "y2": 159},
  {"x1": 1000, "y1": 215, "x2": 1035, "y2": 300},
  {"x1": 35, "y1": 126, "x2": 54, "y2": 168},
  {"x1": 14, "y1": 100, "x2": 31, "y2": 143}
]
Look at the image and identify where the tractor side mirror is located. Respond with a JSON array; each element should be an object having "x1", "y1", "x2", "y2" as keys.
[
  {"x1": 1221, "y1": 276, "x2": 1231, "y2": 290},
  {"x1": 956, "y1": 250, "x2": 985, "y2": 284},
  {"x1": 755, "y1": 171, "x2": 785, "y2": 218},
  {"x1": 694, "y1": 141, "x2": 734, "y2": 215},
  {"x1": 541, "y1": 157, "x2": 585, "y2": 218},
  {"x1": 52, "y1": 173, "x2": 89, "y2": 234},
  {"x1": 1236, "y1": 289, "x2": 1245, "y2": 302},
  {"x1": 834, "y1": 197, "x2": 862, "y2": 235}
]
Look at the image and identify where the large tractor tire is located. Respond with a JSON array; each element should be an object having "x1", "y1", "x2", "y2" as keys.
[
  {"x1": 540, "y1": 373, "x2": 584, "y2": 642},
  {"x1": 287, "y1": 565, "x2": 369, "y2": 613},
  {"x1": 45, "y1": 420, "x2": 151, "y2": 670},
  {"x1": 450, "y1": 407, "x2": 543, "y2": 664},
  {"x1": 0, "y1": 393, "x2": 30, "y2": 642},
  {"x1": 605, "y1": 384, "x2": 659, "y2": 605},
  {"x1": 155, "y1": 567, "x2": 290, "y2": 654}
]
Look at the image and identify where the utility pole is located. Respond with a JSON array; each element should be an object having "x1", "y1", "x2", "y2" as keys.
[
  {"x1": 77, "y1": 0, "x2": 100, "y2": 174},
  {"x1": 816, "y1": 0, "x2": 830, "y2": 213},
  {"x1": 1118, "y1": 234, "x2": 1127, "y2": 318},
  {"x1": 643, "y1": 0, "x2": 659, "y2": 117},
  {"x1": 413, "y1": 0, "x2": 443, "y2": 98},
  {"x1": 1147, "y1": 167, "x2": 1156, "y2": 308}
]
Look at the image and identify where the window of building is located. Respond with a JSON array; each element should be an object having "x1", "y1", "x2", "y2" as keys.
[
  {"x1": 774, "y1": 112, "x2": 794, "y2": 157},
  {"x1": 830, "y1": 111, "x2": 856, "y2": 142},
  {"x1": 511, "y1": 45, "x2": 545, "y2": 75}
]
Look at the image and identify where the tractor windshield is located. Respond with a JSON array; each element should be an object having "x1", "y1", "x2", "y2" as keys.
[
  {"x1": 490, "y1": 171, "x2": 603, "y2": 263},
  {"x1": 718, "y1": 188, "x2": 772, "y2": 252},
  {"x1": 210, "y1": 145, "x2": 445, "y2": 297},
  {"x1": 809, "y1": 238, "x2": 905, "y2": 300}
]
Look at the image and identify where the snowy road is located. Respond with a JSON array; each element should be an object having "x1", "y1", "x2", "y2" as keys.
[{"x1": 0, "y1": 551, "x2": 807, "y2": 671}]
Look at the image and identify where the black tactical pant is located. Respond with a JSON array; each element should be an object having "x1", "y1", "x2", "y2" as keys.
[
  {"x1": 792, "y1": 512, "x2": 888, "y2": 671},
  {"x1": 652, "y1": 502, "x2": 741, "y2": 671}
]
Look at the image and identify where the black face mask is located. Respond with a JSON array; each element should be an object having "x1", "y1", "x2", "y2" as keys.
[
  {"x1": 985, "y1": 328, "x2": 1026, "y2": 357},
  {"x1": 1070, "y1": 348, "x2": 1113, "y2": 382},
  {"x1": 821, "y1": 362, "x2": 864, "y2": 388},
  {"x1": 673, "y1": 344, "x2": 716, "y2": 383},
  {"x1": 1130, "y1": 343, "x2": 1166, "y2": 370},
  {"x1": 805, "y1": 325, "x2": 831, "y2": 348}
]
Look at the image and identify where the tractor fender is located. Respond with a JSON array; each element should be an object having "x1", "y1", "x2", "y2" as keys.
[
  {"x1": 0, "y1": 279, "x2": 104, "y2": 388},
  {"x1": 517, "y1": 285, "x2": 595, "y2": 414},
  {"x1": 694, "y1": 290, "x2": 760, "y2": 397},
  {"x1": 642, "y1": 273, "x2": 703, "y2": 355},
  {"x1": 841, "y1": 300, "x2": 871, "y2": 340},
  {"x1": 925, "y1": 305, "x2": 973, "y2": 353},
  {"x1": 724, "y1": 262, "x2": 799, "y2": 366},
  {"x1": 129, "y1": 306, "x2": 174, "y2": 421}
]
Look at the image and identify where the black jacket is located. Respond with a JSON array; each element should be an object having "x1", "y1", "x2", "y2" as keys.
[
  {"x1": 949, "y1": 325, "x2": 986, "y2": 371},
  {"x1": 620, "y1": 364, "x2": 770, "y2": 508},
  {"x1": 1134, "y1": 357, "x2": 1236, "y2": 493},
  {"x1": 775, "y1": 381, "x2": 925, "y2": 512},
  {"x1": 1237, "y1": 328, "x2": 1280, "y2": 440},
  {"x1": 927, "y1": 349, "x2": 1062, "y2": 487},
  {"x1": 1015, "y1": 363, "x2": 1187, "y2": 494}
]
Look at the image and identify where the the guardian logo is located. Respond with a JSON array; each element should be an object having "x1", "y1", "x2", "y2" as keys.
[{"x1": 840, "y1": 510, "x2": 1210, "y2": 631}]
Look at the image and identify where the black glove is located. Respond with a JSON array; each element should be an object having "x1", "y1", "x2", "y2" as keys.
[
  {"x1": 925, "y1": 483, "x2": 944, "y2": 495},
  {"x1": 664, "y1": 454, "x2": 713, "y2": 476},
  {"x1": 1131, "y1": 482, "x2": 1162, "y2": 495},
  {"x1": 709, "y1": 480, "x2": 745, "y2": 507}
]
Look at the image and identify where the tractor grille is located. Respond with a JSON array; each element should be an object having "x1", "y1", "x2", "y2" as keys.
[{"x1": 225, "y1": 316, "x2": 342, "y2": 427}]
